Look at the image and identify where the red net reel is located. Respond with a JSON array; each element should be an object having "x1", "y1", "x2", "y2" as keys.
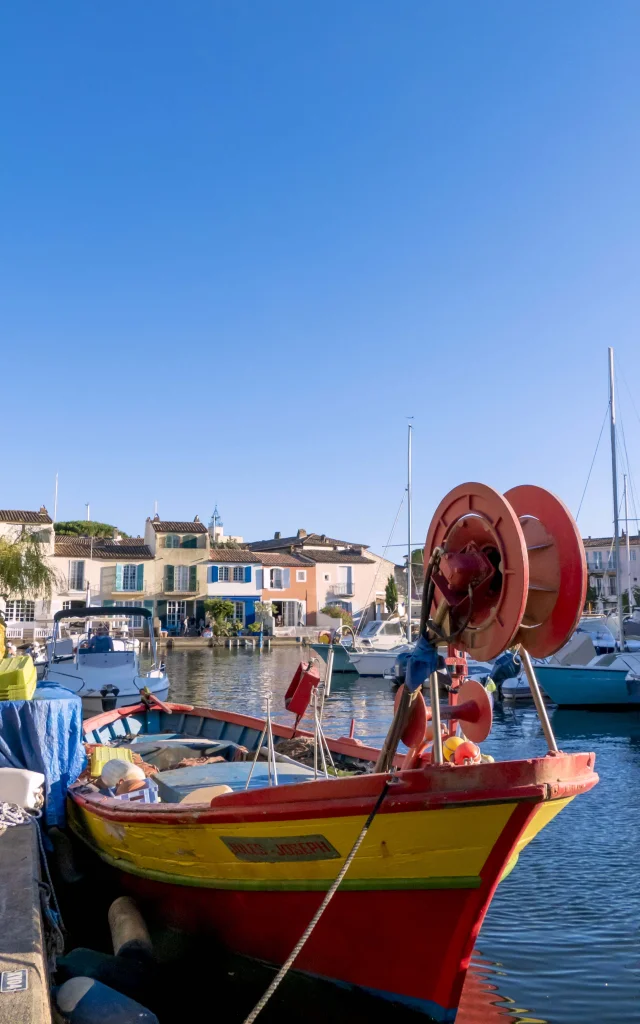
[
  {"x1": 424, "y1": 483, "x2": 529, "y2": 661},
  {"x1": 424, "y1": 482, "x2": 586, "y2": 661},
  {"x1": 505, "y1": 485, "x2": 587, "y2": 658}
]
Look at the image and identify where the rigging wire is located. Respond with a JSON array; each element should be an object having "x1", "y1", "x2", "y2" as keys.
[
  {"x1": 354, "y1": 491, "x2": 405, "y2": 636},
  {"x1": 576, "y1": 401, "x2": 610, "y2": 521},
  {"x1": 615, "y1": 372, "x2": 640, "y2": 536}
]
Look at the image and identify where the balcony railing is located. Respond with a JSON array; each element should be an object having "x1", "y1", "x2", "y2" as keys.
[
  {"x1": 328, "y1": 583, "x2": 355, "y2": 597},
  {"x1": 587, "y1": 560, "x2": 617, "y2": 571}
]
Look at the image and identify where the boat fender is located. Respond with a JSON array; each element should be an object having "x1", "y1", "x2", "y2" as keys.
[
  {"x1": 108, "y1": 897, "x2": 153, "y2": 963},
  {"x1": 453, "y1": 740, "x2": 481, "y2": 765},
  {"x1": 56, "y1": 948, "x2": 155, "y2": 1008},
  {"x1": 56, "y1": 977, "x2": 159, "y2": 1024},
  {"x1": 101, "y1": 761, "x2": 145, "y2": 790},
  {"x1": 48, "y1": 827, "x2": 84, "y2": 885}
]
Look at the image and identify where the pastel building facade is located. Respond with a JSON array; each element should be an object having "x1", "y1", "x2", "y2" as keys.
[{"x1": 205, "y1": 551, "x2": 262, "y2": 627}]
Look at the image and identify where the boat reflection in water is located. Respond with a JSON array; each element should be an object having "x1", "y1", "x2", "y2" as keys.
[{"x1": 458, "y1": 955, "x2": 548, "y2": 1024}]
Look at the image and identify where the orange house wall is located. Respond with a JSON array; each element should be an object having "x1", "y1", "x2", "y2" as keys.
[{"x1": 262, "y1": 566, "x2": 318, "y2": 623}]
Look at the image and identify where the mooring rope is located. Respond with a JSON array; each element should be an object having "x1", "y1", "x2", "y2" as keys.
[{"x1": 241, "y1": 779, "x2": 393, "y2": 1024}]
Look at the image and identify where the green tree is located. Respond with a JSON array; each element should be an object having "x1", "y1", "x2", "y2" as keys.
[
  {"x1": 204, "y1": 598, "x2": 234, "y2": 624},
  {"x1": 622, "y1": 587, "x2": 640, "y2": 613},
  {"x1": 320, "y1": 605, "x2": 354, "y2": 628},
  {"x1": 385, "y1": 574, "x2": 398, "y2": 614},
  {"x1": 54, "y1": 520, "x2": 130, "y2": 539},
  {"x1": 0, "y1": 531, "x2": 60, "y2": 657}
]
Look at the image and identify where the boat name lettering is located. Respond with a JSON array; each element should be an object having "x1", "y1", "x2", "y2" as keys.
[{"x1": 220, "y1": 834, "x2": 341, "y2": 862}]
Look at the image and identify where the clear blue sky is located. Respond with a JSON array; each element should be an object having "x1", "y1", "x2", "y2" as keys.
[{"x1": 2, "y1": 2, "x2": 640, "y2": 556}]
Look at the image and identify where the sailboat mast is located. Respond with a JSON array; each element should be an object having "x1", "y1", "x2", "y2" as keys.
[
  {"x1": 407, "y1": 422, "x2": 413, "y2": 643},
  {"x1": 624, "y1": 474, "x2": 633, "y2": 613},
  {"x1": 608, "y1": 347, "x2": 625, "y2": 649}
]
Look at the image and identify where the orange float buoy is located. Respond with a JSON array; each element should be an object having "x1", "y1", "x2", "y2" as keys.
[{"x1": 453, "y1": 740, "x2": 481, "y2": 765}]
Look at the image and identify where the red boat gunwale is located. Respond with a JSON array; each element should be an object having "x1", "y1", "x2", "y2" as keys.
[{"x1": 75, "y1": 703, "x2": 597, "y2": 826}]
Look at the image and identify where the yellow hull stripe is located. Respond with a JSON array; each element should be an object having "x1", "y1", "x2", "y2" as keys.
[
  {"x1": 67, "y1": 795, "x2": 565, "y2": 892},
  {"x1": 499, "y1": 796, "x2": 574, "y2": 881}
]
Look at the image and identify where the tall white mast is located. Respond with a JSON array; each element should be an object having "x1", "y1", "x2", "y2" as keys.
[
  {"x1": 406, "y1": 421, "x2": 413, "y2": 642},
  {"x1": 624, "y1": 474, "x2": 633, "y2": 613},
  {"x1": 608, "y1": 347, "x2": 625, "y2": 649}
]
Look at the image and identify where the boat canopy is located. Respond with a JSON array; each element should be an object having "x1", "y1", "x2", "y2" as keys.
[{"x1": 53, "y1": 605, "x2": 152, "y2": 622}]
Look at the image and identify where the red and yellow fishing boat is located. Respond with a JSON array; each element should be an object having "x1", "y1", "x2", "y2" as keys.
[{"x1": 68, "y1": 482, "x2": 598, "y2": 1022}]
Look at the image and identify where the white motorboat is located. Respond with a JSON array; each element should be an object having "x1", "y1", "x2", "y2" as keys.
[
  {"x1": 40, "y1": 605, "x2": 169, "y2": 717},
  {"x1": 348, "y1": 643, "x2": 413, "y2": 677}
]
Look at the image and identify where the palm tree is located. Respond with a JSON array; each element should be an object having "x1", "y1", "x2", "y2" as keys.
[{"x1": 0, "y1": 531, "x2": 59, "y2": 659}]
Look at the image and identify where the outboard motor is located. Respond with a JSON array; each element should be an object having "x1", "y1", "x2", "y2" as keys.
[{"x1": 100, "y1": 685, "x2": 120, "y2": 712}]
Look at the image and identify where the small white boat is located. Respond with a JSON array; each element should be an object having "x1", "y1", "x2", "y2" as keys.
[
  {"x1": 41, "y1": 606, "x2": 169, "y2": 717},
  {"x1": 348, "y1": 644, "x2": 413, "y2": 677}
]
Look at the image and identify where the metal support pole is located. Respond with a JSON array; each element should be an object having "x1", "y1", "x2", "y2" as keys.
[
  {"x1": 519, "y1": 647, "x2": 558, "y2": 753},
  {"x1": 407, "y1": 421, "x2": 413, "y2": 642},
  {"x1": 429, "y1": 672, "x2": 444, "y2": 764},
  {"x1": 609, "y1": 347, "x2": 625, "y2": 649},
  {"x1": 325, "y1": 645, "x2": 334, "y2": 698}
]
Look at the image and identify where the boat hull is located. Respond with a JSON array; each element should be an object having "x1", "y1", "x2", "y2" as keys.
[
  {"x1": 69, "y1": 706, "x2": 597, "y2": 1021},
  {"x1": 535, "y1": 664, "x2": 640, "y2": 707},
  {"x1": 309, "y1": 644, "x2": 353, "y2": 673}
]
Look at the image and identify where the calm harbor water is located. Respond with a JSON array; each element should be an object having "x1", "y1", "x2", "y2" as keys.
[{"x1": 164, "y1": 646, "x2": 640, "y2": 1024}]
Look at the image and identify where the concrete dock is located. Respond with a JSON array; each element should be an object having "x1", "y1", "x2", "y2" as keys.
[{"x1": 0, "y1": 822, "x2": 51, "y2": 1024}]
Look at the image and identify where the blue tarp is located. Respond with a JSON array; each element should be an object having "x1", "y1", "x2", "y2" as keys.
[
  {"x1": 0, "y1": 690, "x2": 86, "y2": 827},
  {"x1": 404, "y1": 635, "x2": 439, "y2": 693}
]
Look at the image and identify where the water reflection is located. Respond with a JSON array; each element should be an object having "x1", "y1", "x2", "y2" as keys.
[{"x1": 165, "y1": 647, "x2": 638, "y2": 1024}]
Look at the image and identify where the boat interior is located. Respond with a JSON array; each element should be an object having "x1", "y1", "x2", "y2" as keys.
[{"x1": 79, "y1": 705, "x2": 371, "y2": 807}]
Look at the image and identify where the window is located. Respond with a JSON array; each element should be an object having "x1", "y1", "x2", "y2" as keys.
[
  {"x1": 589, "y1": 551, "x2": 603, "y2": 569},
  {"x1": 232, "y1": 601, "x2": 244, "y2": 624},
  {"x1": 175, "y1": 565, "x2": 190, "y2": 590},
  {"x1": 233, "y1": 566, "x2": 245, "y2": 583},
  {"x1": 68, "y1": 560, "x2": 85, "y2": 591},
  {"x1": 382, "y1": 622, "x2": 403, "y2": 636},
  {"x1": 167, "y1": 600, "x2": 186, "y2": 627},
  {"x1": 324, "y1": 573, "x2": 330, "y2": 582},
  {"x1": 165, "y1": 565, "x2": 196, "y2": 592},
  {"x1": 218, "y1": 566, "x2": 230, "y2": 582},
  {"x1": 120, "y1": 600, "x2": 143, "y2": 628},
  {"x1": 165, "y1": 535, "x2": 180, "y2": 548},
  {"x1": 5, "y1": 600, "x2": 35, "y2": 622},
  {"x1": 121, "y1": 564, "x2": 138, "y2": 591},
  {"x1": 632, "y1": 550, "x2": 637, "y2": 562},
  {"x1": 181, "y1": 534, "x2": 197, "y2": 549},
  {"x1": 63, "y1": 600, "x2": 84, "y2": 612},
  {"x1": 609, "y1": 576, "x2": 617, "y2": 596},
  {"x1": 296, "y1": 570, "x2": 307, "y2": 582},
  {"x1": 270, "y1": 568, "x2": 284, "y2": 589}
]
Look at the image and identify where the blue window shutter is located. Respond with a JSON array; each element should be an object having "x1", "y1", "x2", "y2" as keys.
[
  {"x1": 283, "y1": 568, "x2": 290, "y2": 589},
  {"x1": 164, "y1": 565, "x2": 174, "y2": 592},
  {"x1": 143, "y1": 600, "x2": 154, "y2": 611},
  {"x1": 115, "y1": 563, "x2": 123, "y2": 591},
  {"x1": 189, "y1": 566, "x2": 197, "y2": 592},
  {"x1": 136, "y1": 564, "x2": 144, "y2": 591},
  {"x1": 209, "y1": 566, "x2": 219, "y2": 584},
  {"x1": 244, "y1": 565, "x2": 252, "y2": 583},
  {"x1": 103, "y1": 600, "x2": 115, "y2": 607}
]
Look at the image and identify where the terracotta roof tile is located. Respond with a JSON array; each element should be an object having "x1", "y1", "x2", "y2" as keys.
[
  {"x1": 248, "y1": 533, "x2": 368, "y2": 551},
  {"x1": 0, "y1": 509, "x2": 53, "y2": 525},
  {"x1": 54, "y1": 538, "x2": 153, "y2": 559},
  {"x1": 205, "y1": 550, "x2": 262, "y2": 563},
  {"x1": 257, "y1": 552, "x2": 315, "y2": 567},
  {"x1": 150, "y1": 520, "x2": 208, "y2": 534}
]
